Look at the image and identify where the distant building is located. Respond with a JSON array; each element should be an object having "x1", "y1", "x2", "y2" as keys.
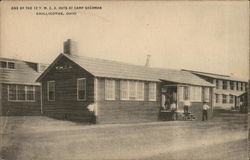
[
  {"x1": 0, "y1": 57, "x2": 48, "y2": 116},
  {"x1": 182, "y1": 70, "x2": 248, "y2": 110},
  {"x1": 36, "y1": 39, "x2": 214, "y2": 124}
]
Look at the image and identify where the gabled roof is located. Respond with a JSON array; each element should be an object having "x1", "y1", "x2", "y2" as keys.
[
  {"x1": 182, "y1": 69, "x2": 248, "y2": 82},
  {"x1": 0, "y1": 57, "x2": 48, "y2": 85},
  {"x1": 37, "y1": 53, "x2": 214, "y2": 87}
]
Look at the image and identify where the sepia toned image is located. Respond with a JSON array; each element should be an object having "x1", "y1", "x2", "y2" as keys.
[{"x1": 0, "y1": 1, "x2": 249, "y2": 160}]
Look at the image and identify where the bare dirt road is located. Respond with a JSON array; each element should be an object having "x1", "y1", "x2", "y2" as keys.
[{"x1": 0, "y1": 110, "x2": 247, "y2": 160}]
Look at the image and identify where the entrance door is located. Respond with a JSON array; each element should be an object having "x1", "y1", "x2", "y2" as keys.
[{"x1": 162, "y1": 86, "x2": 177, "y2": 110}]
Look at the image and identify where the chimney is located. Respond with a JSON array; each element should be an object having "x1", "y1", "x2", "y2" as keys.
[
  {"x1": 36, "y1": 63, "x2": 41, "y2": 72},
  {"x1": 63, "y1": 39, "x2": 77, "y2": 55},
  {"x1": 145, "y1": 54, "x2": 151, "y2": 67}
]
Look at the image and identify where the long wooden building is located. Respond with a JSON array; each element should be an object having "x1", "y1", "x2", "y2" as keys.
[
  {"x1": 36, "y1": 40, "x2": 215, "y2": 124},
  {"x1": 183, "y1": 70, "x2": 248, "y2": 110}
]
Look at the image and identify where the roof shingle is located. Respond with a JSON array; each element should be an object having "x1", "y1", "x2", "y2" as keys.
[{"x1": 63, "y1": 54, "x2": 214, "y2": 87}]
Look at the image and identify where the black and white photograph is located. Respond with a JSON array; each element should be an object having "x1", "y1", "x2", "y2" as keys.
[{"x1": 0, "y1": 1, "x2": 249, "y2": 160}]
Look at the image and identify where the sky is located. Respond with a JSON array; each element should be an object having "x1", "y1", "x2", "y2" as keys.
[{"x1": 1, "y1": 1, "x2": 249, "y2": 80}]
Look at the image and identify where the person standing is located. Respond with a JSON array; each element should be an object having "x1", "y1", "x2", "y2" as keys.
[
  {"x1": 183, "y1": 99, "x2": 190, "y2": 115},
  {"x1": 161, "y1": 94, "x2": 166, "y2": 110},
  {"x1": 202, "y1": 102, "x2": 210, "y2": 121},
  {"x1": 170, "y1": 102, "x2": 177, "y2": 120}
]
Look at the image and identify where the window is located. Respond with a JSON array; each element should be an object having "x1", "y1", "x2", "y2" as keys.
[
  {"x1": 0, "y1": 61, "x2": 15, "y2": 69},
  {"x1": 216, "y1": 80, "x2": 219, "y2": 89},
  {"x1": 222, "y1": 95, "x2": 227, "y2": 104},
  {"x1": 230, "y1": 81, "x2": 234, "y2": 90},
  {"x1": 8, "y1": 84, "x2": 35, "y2": 101},
  {"x1": 47, "y1": 81, "x2": 55, "y2": 101},
  {"x1": 129, "y1": 81, "x2": 136, "y2": 100},
  {"x1": 178, "y1": 86, "x2": 184, "y2": 101},
  {"x1": 120, "y1": 80, "x2": 144, "y2": 101},
  {"x1": 8, "y1": 84, "x2": 17, "y2": 100},
  {"x1": 8, "y1": 62, "x2": 15, "y2": 69},
  {"x1": 204, "y1": 88, "x2": 210, "y2": 102},
  {"x1": 183, "y1": 86, "x2": 189, "y2": 100},
  {"x1": 240, "y1": 83, "x2": 243, "y2": 91},
  {"x1": 190, "y1": 86, "x2": 202, "y2": 101},
  {"x1": 149, "y1": 82, "x2": 156, "y2": 101},
  {"x1": 215, "y1": 94, "x2": 219, "y2": 103},
  {"x1": 120, "y1": 80, "x2": 129, "y2": 100},
  {"x1": 229, "y1": 95, "x2": 234, "y2": 104},
  {"x1": 17, "y1": 85, "x2": 25, "y2": 100},
  {"x1": 222, "y1": 81, "x2": 227, "y2": 90},
  {"x1": 242, "y1": 83, "x2": 245, "y2": 91},
  {"x1": 26, "y1": 86, "x2": 35, "y2": 101},
  {"x1": 236, "y1": 82, "x2": 239, "y2": 90},
  {"x1": 0, "y1": 61, "x2": 7, "y2": 68},
  {"x1": 105, "y1": 79, "x2": 115, "y2": 100},
  {"x1": 77, "y1": 78, "x2": 86, "y2": 101},
  {"x1": 136, "y1": 82, "x2": 144, "y2": 100},
  {"x1": 238, "y1": 83, "x2": 241, "y2": 91}
]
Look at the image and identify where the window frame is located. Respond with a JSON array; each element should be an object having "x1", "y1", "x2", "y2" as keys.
[
  {"x1": 120, "y1": 80, "x2": 129, "y2": 100},
  {"x1": 47, "y1": 81, "x2": 55, "y2": 101},
  {"x1": 222, "y1": 94, "x2": 227, "y2": 104},
  {"x1": 215, "y1": 94, "x2": 219, "y2": 103},
  {"x1": 7, "y1": 84, "x2": 35, "y2": 102},
  {"x1": 0, "y1": 61, "x2": 7, "y2": 69},
  {"x1": 148, "y1": 82, "x2": 157, "y2": 101},
  {"x1": 215, "y1": 80, "x2": 219, "y2": 89},
  {"x1": 230, "y1": 81, "x2": 234, "y2": 90},
  {"x1": 229, "y1": 95, "x2": 234, "y2": 104},
  {"x1": 190, "y1": 86, "x2": 202, "y2": 102},
  {"x1": 17, "y1": 85, "x2": 26, "y2": 101},
  {"x1": 7, "y1": 62, "x2": 15, "y2": 69},
  {"x1": 26, "y1": 85, "x2": 35, "y2": 101},
  {"x1": 8, "y1": 84, "x2": 17, "y2": 101},
  {"x1": 105, "y1": 79, "x2": 115, "y2": 100},
  {"x1": 77, "y1": 78, "x2": 87, "y2": 101},
  {"x1": 222, "y1": 80, "x2": 227, "y2": 90},
  {"x1": 0, "y1": 61, "x2": 16, "y2": 69},
  {"x1": 129, "y1": 81, "x2": 137, "y2": 100},
  {"x1": 136, "y1": 81, "x2": 144, "y2": 101}
]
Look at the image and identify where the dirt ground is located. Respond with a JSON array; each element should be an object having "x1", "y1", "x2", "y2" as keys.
[{"x1": 0, "y1": 110, "x2": 248, "y2": 160}]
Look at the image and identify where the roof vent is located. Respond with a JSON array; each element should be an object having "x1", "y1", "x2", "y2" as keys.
[{"x1": 145, "y1": 54, "x2": 151, "y2": 67}]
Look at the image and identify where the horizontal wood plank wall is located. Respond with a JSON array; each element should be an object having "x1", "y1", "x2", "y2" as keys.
[
  {"x1": 1, "y1": 84, "x2": 41, "y2": 116},
  {"x1": 97, "y1": 78, "x2": 161, "y2": 124},
  {"x1": 41, "y1": 56, "x2": 94, "y2": 122},
  {"x1": 0, "y1": 83, "x2": 2, "y2": 116}
]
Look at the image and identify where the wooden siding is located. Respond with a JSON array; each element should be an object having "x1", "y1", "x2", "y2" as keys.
[
  {"x1": 41, "y1": 56, "x2": 95, "y2": 122},
  {"x1": 1, "y1": 84, "x2": 41, "y2": 116},
  {"x1": 0, "y1": 83, "x2": 2, "y2": 116},
  {"x1": 96, "y1": 78, "x2": 161, "y2": 124}
]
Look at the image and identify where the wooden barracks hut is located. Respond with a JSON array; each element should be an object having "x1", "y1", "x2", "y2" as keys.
[
  {"x1": 0, "y1": 57, "x2": 48, "y2": 116},
  {"x1": 36, "y1": 39, "x2": 215, "y2": 124}
]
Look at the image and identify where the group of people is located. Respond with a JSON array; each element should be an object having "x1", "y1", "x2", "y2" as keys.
[
  {"x1": 162, "y1": 93, "x2": 210, "y2": 121},
  {"x1": 161, "y1": 92, "x2": 177, "y2": 120}
]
